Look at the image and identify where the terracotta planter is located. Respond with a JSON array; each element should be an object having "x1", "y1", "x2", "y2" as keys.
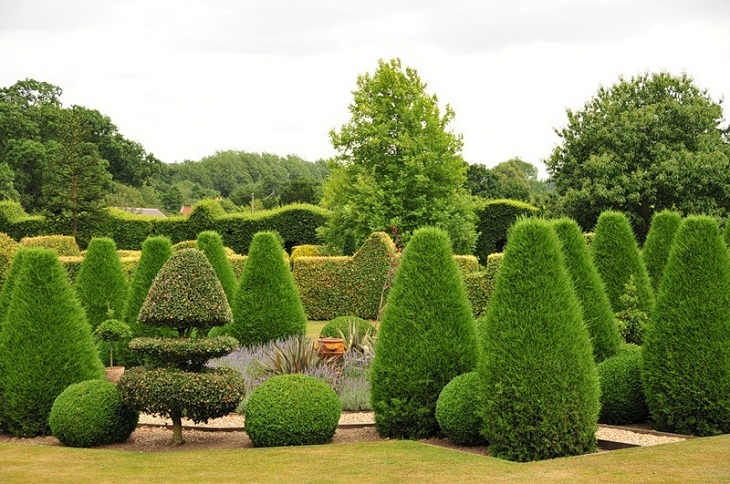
[
  {"x1": 316, "y1": 337, "x2": 347, "y2": 361},
  {"x1": 105, "y1": 366, "x2": 125, "y2": 383}
]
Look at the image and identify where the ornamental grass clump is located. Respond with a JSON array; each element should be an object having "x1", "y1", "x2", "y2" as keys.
[
  {"x1": 552, "y1": 218, "x2": 621, "y2": 362},
  {"x1": 196, "y1": 230, "x2": 237, "y2": 305},
  {"x1": 0, "y1": 248, "x2": 104, "y2": 437},
  {"x1": 119, "y1": 248, "x2": 245, "y2": 445},
  {"x1": 642, "y1": 216, "x2": 730, "y2": 436},
  {"x1": 642, "y1": 210, "x2": 682, "y2": 294},
  {"x1": 230, "y1": 231, "x2": 307, "y2": 346},
  {"x1": 479, "y1": 219, "x2": 599, "y2": 462},
  {"x1": 370, "y1": 227, "x2": 478, "y2": 439}
]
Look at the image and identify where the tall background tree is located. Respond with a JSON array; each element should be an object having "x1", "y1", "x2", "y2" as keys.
[
  {"x1": 321, "y1": 58, "x2": 476, "y2": 254},
  {"x1": 546, "y1": 72, "x2": 730, "y2": 239}
]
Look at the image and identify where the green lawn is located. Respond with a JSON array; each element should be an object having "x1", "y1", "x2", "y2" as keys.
[
  {"x1": 1, "y1": 435, "x2": 729, "y2": 482},
  {"x1": 307, "y1": 320, "x2": 327, "y2": 339}
]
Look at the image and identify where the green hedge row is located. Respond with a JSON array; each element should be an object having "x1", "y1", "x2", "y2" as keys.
[{"x1": 474, "y1": 199, "x2": 539, "y2": 263}]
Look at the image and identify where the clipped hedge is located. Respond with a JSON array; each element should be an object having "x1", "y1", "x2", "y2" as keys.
[
  {"x1": 20, "y1": 235, "x2": 80, "y2": 256},
  {"x1": 463, "y1": 253, "x2": 503, "y2": 317},
  {"x1": 435, "y1": 372, "x2": 487, "y2": 446},
  {"x1": 474, "y1": 199, "x2": 539, "y2": 263},
  {"x1": 49, "y1": 379, "x2": 138, "y2": 448},
  {"x1": 597, "y1": 351, "x2": 648, "y2": 425},
  {"x1": 0, "y1": 232, "x2": 18, "y2": 286}
]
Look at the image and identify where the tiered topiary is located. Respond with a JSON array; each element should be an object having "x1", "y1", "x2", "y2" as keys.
[
  {"x1": 641, "y1": 210, "x2": 682, "y2": 294},
  {"x1": 479, "y1": 219, "x2": 599, "y2": 462},
  {"x1": 435, "y1": 372, "x2": 486, "y2": 446},
  {"x1": 552, "y1": 218, "x2": 621, "y2": 362},
  {"x1": 49, "y1": 379, "x2": 138, "y2": 447},
  {"x1": 319, "y1": 315, "x2": 374, "y2": 339},
  {"x1": 229, "y1": 231, "x2": 307, "y2": 346},
  {"x1": 370, "y1": 227, "x2": 478, "y2": 439},
  {"x1": 642, "y1": 216, "x2": 730, "y2": 436},
  {"x1": 74, "y1": 238, "x2": 129, "y2": 330},
  {"x1": 244, "y1": 373, "x2": 341, "y2": 447},
  {"x1": 591, "y1": 211, "x2": 654, "y2": 316},
  {"x1": 597, "y1": 350, "x2": 649, "y2": 425},
  {"x1": 0, "y1": 248, "x2": 104, "y2": 437},
  {"x1": 196, "y1": 230, "x2": 237, "y2": 305},
  {"x1": 118, "y1": 248, "x2": 245, "y2": 445}
]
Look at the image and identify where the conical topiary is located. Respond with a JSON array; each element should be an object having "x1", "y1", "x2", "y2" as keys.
[
  {"x1": 591, "y1": 211, "x2": 654, "y2": 316},
  {"x1": 0, "y1": 248, "x2": 104, "y2": 437},
  {"x1": 642, "y1": 216, "x2": 730, "y2": 436},
  {"x1": 480, "y1": 219, "x2": 599, "y2": 462},
  {"x1": 370, "y1": 227, "x2": 479, "y2": 439},
  {"x1": 0, "y1": 248, "x2": 29, "y2": 328},
  {"x1": 74, "y1": 237, "x2": 128, "y2": 330},
  {"x1": 552, "y1": 218, "x2": 621, "y2": 362},
  {"x1": 642, "y1": 210, "x2": 682, "y2": 294},
  {"x1": 229, "y1": 231, "x2": 307, "y2": 346},
  {"x1": 137, "y1": 248, "x2": 232, "y2": 334},
  {"x1": 196, "y1": 230, "x2": 237, "y2": 305}
]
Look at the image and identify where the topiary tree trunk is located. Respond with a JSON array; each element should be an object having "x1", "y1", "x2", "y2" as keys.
[
  {"x1": 480, "y1": 219, "x2": 599, "y2": 461},
  {"x1": 642, "y1": 216, "x2": 730, "y2": 436},
  {"x1": 641, "y1": 210, "x2": 682, "y2": 294},
  {"x1": 370, "y1": 227, "x2": 478, "y2": 439}
]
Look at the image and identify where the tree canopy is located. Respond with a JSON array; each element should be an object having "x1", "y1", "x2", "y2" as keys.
[{"x1": 546, "y1": 72, "x2": 730, "y2": 239}]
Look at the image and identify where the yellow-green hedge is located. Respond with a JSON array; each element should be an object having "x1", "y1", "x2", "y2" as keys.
[
  {"x1": 0, "y1": 232, "x2": 19, "y2": 285},
  {"x1": 20, "y1": 235, "x2": 80, "y2": 256},
  {"x1": 463, "y1": 253, "x2": 503, "y2": 317}
]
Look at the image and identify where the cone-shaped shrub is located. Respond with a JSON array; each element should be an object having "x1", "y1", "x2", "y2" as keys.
[
  {"x1": 229, "y1": 232, "x2": 306, "y2": 346},
  {"x1": 0, "y1": 249, "x2": 29, "y2": 328},
  {"x1": 591, "y1": 211, "x2": 654, "y2": 316},
  {"x1": 0, "y1": 248, "x2": 104, "y2": 437},
  {"x1": 642, "y1": 210, "x2": 682, "y2": 294},
  {"x1": 552, "y1": 218, "x2": 621, "y2": 362},
  {"x1": 480, "y1": 219, "x2": 599, "y2": 461},
  {"x1": 74, "y1": 238, "x2": 128, "y2": 330},
  {"x1": 643, "y1": 216, "x2": 730, "y2": 436},
  {"x1": 196, "y1": 231, "x2": 237, "y2": 305},
  {"x1": 370, "y1": 227, "x2": 478, "y2": 439}
]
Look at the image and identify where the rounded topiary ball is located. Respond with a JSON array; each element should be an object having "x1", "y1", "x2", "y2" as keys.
[
  {"x1": 245, "y1": 374, "x2": 341, "y2": 447},
  {"x1": 49, "y1": 379, "x2": 139, "y2": 447},
  {"x1": 319, "y1": 316, "x2": 374, "y2": 339},
  {"x1": 435, "y1": 372, "x2": 487, "y2": 446},
  {"x1": 597, "y1": 351, "x2": 649, "y2": 424}
]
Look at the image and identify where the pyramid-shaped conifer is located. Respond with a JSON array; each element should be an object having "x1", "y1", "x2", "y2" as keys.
[{"x1": 642, "y1": 210, "x2": 682, "y2": 294}]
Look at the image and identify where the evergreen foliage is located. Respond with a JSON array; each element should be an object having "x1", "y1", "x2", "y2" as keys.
[
  {"x1": 196, "y1": 230, "x2": 237, "y2": 304},
  {"x1": 319, "y1": 315, "x2": 374, "y2": 339},
  {"x1": 230, "y1": 231, "x2": 307, "y2": 346},
  {"x1": 74, "y1": 237, "x2": 128, "y2": 329},
  {"x1": 122, "y1": 236, "x2": 172, "y2": 328},
  {"x1": 370, "y1": 227, "x2": 478, "y2": 439},
  {"x1": 642, "y1": 210, "x2": 682, "y2": 294},
  {"x1": 597, "y1": 351, "x2": 649, "y2": 424},
  {"x1": 643, "y1": 216, "x2": 730, "y2": 436},
  {"x1": 615, "y1": 276, "x2": 649, "y2": 344},
  {"x1": 552, "y1": 218, "x2": 621, "y2": 362},
  {"x1": 49, "y1": 379, "x2": 138, "y2": 447},
  {"x1": 0, "y1": 248, "x2": 104, "y2": 436},
  {"x1": 590, "y1": 211, "x2": 654, "y2": 315},
  {"x1": 0, "y1": 248, "x2": 29, "y2": 327},
  {"x1": 479, "y1": 219, "x2": 599, "y2": 461},
  {"x1": 244, "y1": 373, "x2": 341, "y2": 447},
  {"x1": 435, "y1": 372, "x2": 486, "y2": 446}
]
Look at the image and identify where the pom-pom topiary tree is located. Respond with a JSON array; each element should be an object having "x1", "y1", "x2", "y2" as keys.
[
  {"x1": 49, "y1": 379, "x2": 138, "y2": 447},
  {"x1": 370, "y1": 227, "x2": 478, "y2": 439},
  {"x1": 119, "y1": 248, "x2": 245, "y2": 445},
  {"x1": 196, "y1": 230, "x2": 237, "y2": 305},
  {"x1": 74, "y1": 237, "x2": 129, "y2": 330},
  {"x1": 435, "y1": 372, "x2": 486, "y2": 446},
  {"x1": 641, "y1": 210, "x2": 682, "y2": 294},
  {"x1": 0, "y1": 248, "x2": 104, "y2": 437},
  {"x1": 479, "y1": 219, "x2": 599, "y2": 461},
  {"x1": 552, "y1": 218, "x2": 622, "y2": 362},
  {"x1": 642, "y1": 216, "x2": 730, "y2": 436},
  {"x1": 229, "y1": 231, "x2": 307, "y2": 346}
]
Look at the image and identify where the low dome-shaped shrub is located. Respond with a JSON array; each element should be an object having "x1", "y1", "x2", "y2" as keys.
[
  {"x1": 319, "y1": 316, "x2": 374, "y2": 339},
  {"x1": 435, "y1": 372, "x2": 487, "y2": 446},
  {"x1": 597, "y1": 351, "x2": 649, "y2": 425},
  {"x1": 49, "y1": 379, "x2": 138, "y2": 447},
  {"x1": 245, "y1": 374, "x2": 341, "y2": 447}
]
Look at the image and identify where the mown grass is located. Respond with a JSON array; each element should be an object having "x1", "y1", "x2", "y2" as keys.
[
  {"x1": 306, "y1": 320, "x2": 327, "y2": 339},
  {"x1": 1, "y1": 435, "x2": 729, "y2": 482}
]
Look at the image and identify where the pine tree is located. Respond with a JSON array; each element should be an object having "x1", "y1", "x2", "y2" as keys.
[
  {"x1": 643, "y1": 216, "x2": 730, "y2": 436},
  {"x1": 480, "y1": 219, "x2": 599, "y2": 461},
  {"x1": 552, "y1": 217, "x2": 621, "y2": 362},
  {"x1": 196, "y1": 231, "x2": 237, "y2": 305},
  {"x1": 642, "y1": 210, "x2": 682, "y2": 294},
  {"x1": 370, "y1": 227, "x2": 478, "y2": 439}
]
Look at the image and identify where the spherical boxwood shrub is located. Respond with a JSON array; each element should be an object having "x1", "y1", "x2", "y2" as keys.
[
  {"x1": 319, "y1": 316, "x2": 374, "y2": 339},
  {"x1": 49, "y1": 379, "x2": 138, "y2": 447},
  {"x1": 435, "y1": 372, "x2": 487, "y2": 446},
  {"x1": 244, "y1": 374, "x2": 341, "y2": 447},
  {"x1": 597, "y1": 351, "x2": 649, "y2": 425}
]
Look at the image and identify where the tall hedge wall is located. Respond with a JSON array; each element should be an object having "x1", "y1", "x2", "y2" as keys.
[{"x1": 474, "y1": 199, "x2": 539, "y2": 263}]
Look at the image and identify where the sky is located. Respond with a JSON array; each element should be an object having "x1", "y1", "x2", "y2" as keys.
[{"x1": 1, "y1": 0, "x2": 729, "y2": 177}]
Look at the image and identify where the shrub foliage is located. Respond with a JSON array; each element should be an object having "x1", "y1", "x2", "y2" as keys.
[
  {"x1": 319, "y1": 315, "x2": 374, "y2": 339},
  {"x1": 474, "y1": 199, "x2": 539, "y2": 262},
  {"x1": 641, "y1": 210, "x2": 682, "y2": 294},
  {"x1": 196, "y1": 230, "x2": 237, "y2": 305},
  {"x1": 597, "y1": 351, "x2": 649, "y2": 425},
  {"x1": 435, "y1": 372, "x2": 487, "y2": 446},
  {"x1": 122, "y1": 236, "x2": 172, "y2": 328},
  {"x1": 0, "y1": 249, "x2": 29, "y2": 327}
]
